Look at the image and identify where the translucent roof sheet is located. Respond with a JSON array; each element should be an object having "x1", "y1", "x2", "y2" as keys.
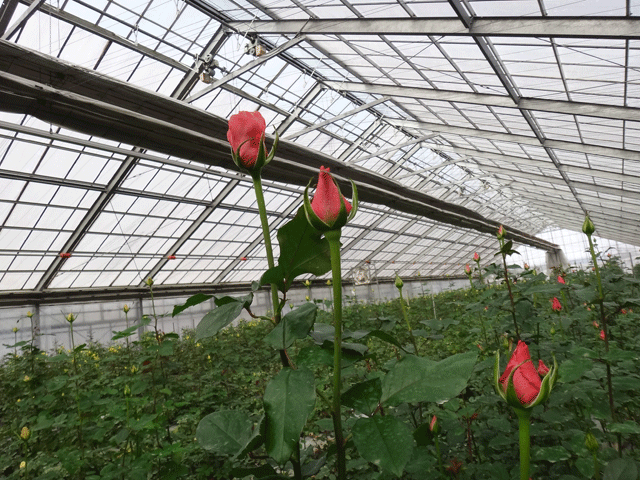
[{"x1": 0, "y1": 0, "x2": 638, "y2": 300}]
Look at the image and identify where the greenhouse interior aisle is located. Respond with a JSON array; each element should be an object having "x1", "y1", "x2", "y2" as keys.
[{"x1": 0, "y1": 0, "x2": 639, "y2": 478}]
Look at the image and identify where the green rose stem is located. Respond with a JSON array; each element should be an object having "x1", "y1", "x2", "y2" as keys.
[
  {"x1": 250, "y1": 171, "x2": 290, "y2": 368},
  {"x1": 67, "y1": 315, "x2": 85, "y2": 459},
  {"x1": 498, "y1": 235, "x2": 520, "y2": 341},
  {"x1": 325, "y1": 228, "x2": 347, "y2": 480},
  {"x1": 514, "y1": 408, "x2": 531, "y2": 480},
  {"x1": 585, "y1": 230, "x2": 618, "y2": 450},
  {"x1": 434, "y1": 432, "x2": 444, "y2": 475},
  {"x1": 396, "y1": 277, "x2": 419, "y2": 355},
  {"x1": 251, "y1": 171, "x2": 303, "y2": 477}
]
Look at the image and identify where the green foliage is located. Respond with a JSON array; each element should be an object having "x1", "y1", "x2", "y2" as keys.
[
  {"x1": 261, "y1": 207, "x2": 332, "y2": 292},
  {"x1": 263, "y1": 367, "x2": 316, "y2": 464},
  {"x1": 3, "y1": 252, "x2": 640, "y2": 479}
]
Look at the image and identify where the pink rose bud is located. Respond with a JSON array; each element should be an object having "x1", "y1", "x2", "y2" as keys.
[
  {"x1": 498, "y1": 341, "x2": 542, "y2": 406},
  {"x1": 537, "y1": 360, "x2": 550, "y2": 376},
  {"x1": 304, "y1": 166, "x2": 358, "y2": 231},
  {"x1": 429, "y1": 415, "x2": 439, "y2": 434},
  {"x1": 497, "y1": 225, "x2": 505, "y2": 239},
  {"x1": 593, "y1": 321, "x2": 599, "y2": 328},
  {"x1": 600, "y1": 330, "x2": 606, "y2": 341},
  {"x1": 473, "y1": 252, "x2": 480, "y2": 262},
  {"x1": 465, "y1": 264, "x2": 471, "y2": 274},
  {"x1": 551, "y1": 297, "x2": 562, "y2": 312},
  {"x1": 227, "y1": 111, "x2": 266, "y2": 170},
  {"x1": 557, "y1": 275, "x2": 565, "y2": 284},
  {"x1": 227, "y1": 111, "x2": 278, "y2": 173}
]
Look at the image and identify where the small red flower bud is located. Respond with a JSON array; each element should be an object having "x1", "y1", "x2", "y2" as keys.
[
  {"x1": 557, "y1": 275, "x2": 565, "y2": 284},
  {"x1": 551, "y1": 297, "x2": 562, "y2": 312},
  {"x1": 429, "y1": 415, "x2": 439, "y2": 433},
  {"x1": 465, "y1": 263, "x2": 471, "y2": 275},
  {"x1": 473, "y1": 252, "x2": 480, "y2": 262},
  {"x1": 600, "y1": 330, "x2": 606, "y2": 341}
]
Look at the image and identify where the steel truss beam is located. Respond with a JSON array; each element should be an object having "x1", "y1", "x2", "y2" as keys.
[
  {"x1": 284, "y1": 97, "x2": 388, "y2": 140},
  {"x1": 415, "y1": 142, "x2": 640, "y2": 186},
  {"x1": 0, "y1": 0, "x2": 19, "y2": 36},
  {"x1": 386, "y1": 118, "x2": 640, "y2": 164},
  {"x1": 324, "y1": 81, "x2": 640, "y2": 123},
  {"x1": 228, "y1": 16, "x2": 640, "y2": 39},
  {"x1": 462, "y1": 162, "x2": 640, "y2": 203},
  {"x1": 186, "y1": 35, "x2": 306, "y2": 103},
  {"x1": 2, "y1": 0, "x2": 44, "y2": 40}
]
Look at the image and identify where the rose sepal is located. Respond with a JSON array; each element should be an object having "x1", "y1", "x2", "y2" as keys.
[
  {"x1": 303, "y1": 177, "x2": 358, "y2": 232},
  {"x1": 231, "y1": 129, "x2": 279, "y2": 174}
]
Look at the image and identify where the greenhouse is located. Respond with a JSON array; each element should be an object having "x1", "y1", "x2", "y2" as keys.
[{"x1": 1, "y1": 0, "x2": 639, "y2": 478}]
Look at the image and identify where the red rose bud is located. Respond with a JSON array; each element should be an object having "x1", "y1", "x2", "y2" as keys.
[
  {"x1": 557, "y1": 275, "x2": 565, "y2": 284},
  {"x1": 429, "y1": 415, "x2": 440, "y2": 434},
  {"x1": 600, "y1": 330, "x2": 606, "y2": 341},
  {"x1": 227, "y1": 111, "x2": 278, "y2": 173},
  {"x1": 494, "y1": 340, "x2": 558, "y2": 409},
  {"x1": 497, "y1": 225, "x2": 505, "y2": 239},
  {"x1": 473, "y1": 252, "x2": 480, "y2": 262},
  {"x1": 551, "y1": 297, "x2": 562, "y2": 312},
  {"x1": 537, "y1": 360, "x2": 550, "y2": 376},
  {"x1": 465, "y1": 263, "x2": 471, "y2": 275},
  {"x1": 304, "y1": 166, "x2": 358, "y2": 232}
]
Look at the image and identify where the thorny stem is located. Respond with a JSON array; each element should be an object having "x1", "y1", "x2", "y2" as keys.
[
  {"x1": 398, "y1": 287, "x2": 419, "y2": 355},
  {"x1": 587, "y1": 234, "x2": 617, "y2": 432},
  {"x1": 500, "y1": 244, "x2": 520, "y2": 341},
  {"x1": 325, "y1": 229, "x2": 347, "y2": 480},
  {"x1": 251, "y1": 172, "x2": 290, "y2": 368},
  {"x1": 69, "y1": 320, "x2": 85, "y2": 458},
  {"x1": 434, "y1": 432, "x2": 444, "y2": 475},
  {"x1": 252, "y1": 171, "x2": 300, "y2": 476},
  {"x1": 515, "y1": 408, "x2": 531, "y2": 480}
]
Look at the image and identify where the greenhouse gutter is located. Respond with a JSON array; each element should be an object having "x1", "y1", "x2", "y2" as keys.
[
  {"x1": 0, "y1": 40, "x2": 558, "y2": 253},
  {"x1": 0, "y1": 277, "x2": 464, "y2": 308}
]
